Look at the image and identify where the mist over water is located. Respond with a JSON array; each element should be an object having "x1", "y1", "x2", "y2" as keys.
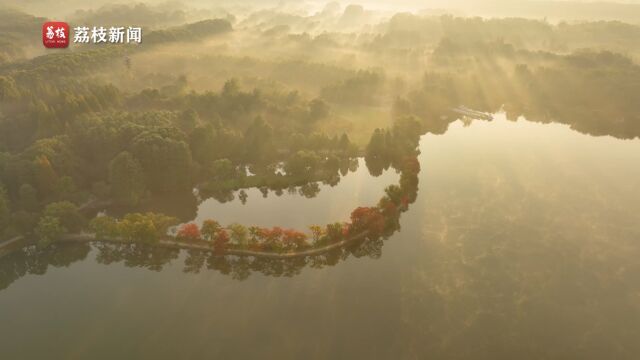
[
  {"x1": 2, "y1": 114, "x2": 640, "y2": 359},
  {"x1": 2, "y1": 0, "x2": 640, "y2": 358}
]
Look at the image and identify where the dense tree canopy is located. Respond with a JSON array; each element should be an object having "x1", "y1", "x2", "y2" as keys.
[
  {"x1": 109, "y1": 151, "x2": 146, "y2": 205},
  {"x1": 0, "y1": 6, "x2": 639, "y2": 246}
]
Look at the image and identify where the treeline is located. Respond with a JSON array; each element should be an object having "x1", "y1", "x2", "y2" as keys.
[
  {"x1": 70, "y1": 3, "x2": 190, "y2": 28},
  {"x1": 3, "y1": 4, "x2": 639, "y2": 246},
  {"x1": 371, "y1": 14, "x2": 640, "y2": 54},
  {"x1": 3, "y1": 47, "x2": 127, "y2": 83},
  {"x1": 395, "y1": 40, "x2": 640, "y2": 139},
  {"x1": 0, "y1": 131, "x2": 423, "y2": 286},
  {"x1": 365, "y1": 116, "x2": 423, "y2": 176}
]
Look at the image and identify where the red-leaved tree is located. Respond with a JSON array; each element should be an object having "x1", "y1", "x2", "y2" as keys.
[
  {"x1": 177, "y1": 223, "x2": 201, "y2": 241},
  {"x1": 350, "y1": 207, "x2": 385, "y2": 236},
  {"x1": 214, "y1": 229, "x2": 230, "y2": 251}
]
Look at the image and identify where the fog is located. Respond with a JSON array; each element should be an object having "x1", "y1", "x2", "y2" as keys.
[
  {"x1": 5, "y1": 0, "x2": 640, "y2": 22},
  {"x1": 1, "y1": 1, "x2": 640, "y2": 358}
]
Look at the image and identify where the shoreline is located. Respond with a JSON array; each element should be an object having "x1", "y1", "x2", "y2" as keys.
[{"x1": 20, "y1": 230, "x2": 373, "y2": 259}]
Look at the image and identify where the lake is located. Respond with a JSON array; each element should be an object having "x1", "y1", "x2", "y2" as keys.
[
  {"x1": 191, "y1": 158, "x2": 399, "y2": 230},
  {"x1": 1, "y1": 114, "x2": 639, "y2": 359}
]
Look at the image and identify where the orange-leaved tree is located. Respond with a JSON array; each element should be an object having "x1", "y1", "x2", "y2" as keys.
[{"x1": 177, "y1": 223, "x2": 201, "y2": 241}]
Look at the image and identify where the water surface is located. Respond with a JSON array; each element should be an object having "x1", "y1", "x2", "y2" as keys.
[
  {"x1": 1, "y1": 114, "x2": 640, "y2": 359},
  {"x1": 193, "y1": 158, "x2": 399, "y2": 229}
]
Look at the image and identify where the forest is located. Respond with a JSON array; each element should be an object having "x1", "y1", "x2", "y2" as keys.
[
  {"x1": 3, "y1": 3, "x2": 640, "y2": 360},
  {"x1": 1, "y1": 1, "x2": 640, "y2": 256}
]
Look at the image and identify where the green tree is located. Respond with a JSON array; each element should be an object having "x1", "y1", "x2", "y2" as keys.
[
  {"x1": 228, "y1": 223, "x2": 249, "y2": 247},
  {"x1": 0, "y1": 76, "x2": 19, "y2": 101},
  {"x1": 54, "y1": 176, "x2": 77, "y2": 201},
  {"x1": 35, "y1": 216, "x2": 65, "y2": 246},
  {"x1": 189, "y1": 124, "x2": 216, "y2": 165},
  {"x1": 339, "y1": 133, "x2": 351, "y2": 152},
  {"x1": 43, "y1": 201, "x2": 84, "y2": 233},
  {"x1": 384, "y1": 185, "x2": 404, "y2": 205},
  {"x1": 308, "y1": 98, "x2": 329, "y2": 122},
  {"x1": 366, "y1": 128, "x2": 387, "y2": 159},
  {"x1": 222, "y1": 78, "x2": 239, "y2": 96},
  {"x1": 18, "y1": 183, "x2": 38, "y2": 211},
  {"x1": 285, "y1": 151, "x2": 321, "y2": 177},
  {"x1": 118, "y1": 213, "x2": 177, "y2": 242},
  {"x1": 33, "y1": 155, "x2": 57, "y2": 196},
  {"x1": 244, "y1": 117, "x2": 275, "y2": 162},
  {"x1": 201, "y1": 219, "x2": 221, "y2": 241},
  {"x1": 131, "y1": 130, "x2": 192, "y2": 193},
  {"x1": 109, "y1": 151, "x2": 146, "y2": 205},
  {"x1": 309, "y1": 225, "x2": 325, "y2": 243},
  {"x1": 209, "y1": 158, "x2": 238, "y2": 181},
  {"x1": 178, "y1": 109, "x2": 199, "y2": 134},
  {"x1": 119, "y1": 214, "x2": 161, "y2": 242},
  {"x1": 90, "y1": 216, "x2": 119, "y2": 239}
]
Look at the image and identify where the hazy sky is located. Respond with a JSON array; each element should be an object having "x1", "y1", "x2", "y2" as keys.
[{"x1": 4, "y1": 0, "x2": 640, "y2": 22}]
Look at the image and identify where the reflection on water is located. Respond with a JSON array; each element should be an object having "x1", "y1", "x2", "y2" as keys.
[
  {"x1": 403, "y1": 114, "x2": 640, "y2": 359},
  {"x1": 193, "y1": 158, "x2": 400, "y2": 229},
  {"x1": 1, "y1": 114, "x2": 640, "y2": 359}
]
